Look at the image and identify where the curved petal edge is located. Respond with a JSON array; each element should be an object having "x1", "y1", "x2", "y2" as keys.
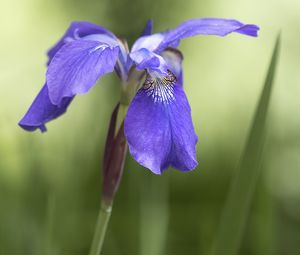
[
  {"x1": 19, "y1": 85, "x2": 73, "y2": 132},
  {"x1": 124, "y1": 79, "x2": 198, "y2": 174}
]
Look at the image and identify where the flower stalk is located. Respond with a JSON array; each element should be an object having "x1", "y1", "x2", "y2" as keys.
[
  {"x1": 88, "y1": 202, "x2": 112, "y2": 255},
  {"x1": 89, "y1": 103, "x2": 128, "y2": 255}
]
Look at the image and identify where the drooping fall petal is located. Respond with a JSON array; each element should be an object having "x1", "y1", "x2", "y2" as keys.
[
  {"x1": 19, "y1": 85, "x2": 73, "y2": 132},
  {"x1": 124, "y1": 72, "x2": 198, "y2": 174},
  {"x1": 47, "y1": 40, "x2": 119, "y2": 105}
]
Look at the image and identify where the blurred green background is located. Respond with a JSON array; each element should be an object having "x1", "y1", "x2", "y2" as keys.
[{"x1": 0, "y1": 0, "x2": 299, "y2": 254}]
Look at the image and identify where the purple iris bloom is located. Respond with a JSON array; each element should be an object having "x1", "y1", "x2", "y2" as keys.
[{"x1": 19, "y1": 18, "x2": 259, "y2": 174}]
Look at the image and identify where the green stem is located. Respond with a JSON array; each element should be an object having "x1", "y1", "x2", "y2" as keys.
[
  {"x1": 89, "y1": 202, "x2": 112, "y2": 255},
  {"x1": 89, "y1": 88, "x2": 131, "y2": 255}
]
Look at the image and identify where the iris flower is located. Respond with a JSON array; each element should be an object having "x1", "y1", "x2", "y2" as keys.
[{"x1": 19, "y1": 18, "x2": 259, "y2": 174}]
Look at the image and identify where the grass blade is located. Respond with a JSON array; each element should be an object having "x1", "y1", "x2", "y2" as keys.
[
  {"x1": 212, "y1": 34, "x2": 281, "y2": 255},
  {"x1": 139, "y1": 174, "x2": 169, "y2": 255}
]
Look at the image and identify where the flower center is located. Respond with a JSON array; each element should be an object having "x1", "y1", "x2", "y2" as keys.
[{"x1": 143, "y1": 70, "x2": 177, "y2": 103}]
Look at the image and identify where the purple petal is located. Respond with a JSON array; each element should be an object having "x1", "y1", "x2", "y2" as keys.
[
  {"x1": 235, "y1": 24, "x2": 260, "y2": 37},
  {"x1": 161, "y1": 48, "x2": 183, "y2": 85},
  {"x1": 47, "y1": 21, "x2": 116, "y2": 63},
  {"x1": 81, "y1": 34, "x2": 120, "y2": 46},
  {"x1": 141, "y1": 19, "x2": 153, "y2": 36},
  {"x1": 124, "y1": 73, "x2": 198, "y2": 174},
  {"x1": 19, "y1": 85, "x2": 73, "y2": 132},
  {"x1": 131, "y1": 34, "x2": 164, "y2": 53},
  {"x1": 46, "y1": 39, "x2": 119, "y2": 105},
  {"x1": 130, "y1": 48, "x2": 168, "y2": 75},
  {"x1": 154, "y1": 18, "x2": 259, "y2": 52}
]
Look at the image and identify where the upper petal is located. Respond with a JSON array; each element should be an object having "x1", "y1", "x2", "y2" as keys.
[
  {"x1": 19, "y1": 84, "x2": 73, "y2": 132},
  {"x1": 131, "y1": 33, "x2": 165, "y2": 53},
  {"x1": 129, "y1": 48, "x2": 168, "y2": 75},
  {"x1": 47, "y1": 21, "x2": 116, "y2": 63},
  {"x1": 124, "y1": 72, "x2": 198, "y2": 174},
  {"x1": 140, "y1": 19, "x2": 153, "y2": 36},
  {"x1": 160, "y1": 48, "x2": 183, "y2": 85},
  {"x1": 46, "y1": 39, "x2": 119, "y2": 105},
  {"x1": 157, "y1": 18, "x2": 259, "y2": 52},
  {"x1": 133, "y1": 18, "x2": 259, "y2": 53}
]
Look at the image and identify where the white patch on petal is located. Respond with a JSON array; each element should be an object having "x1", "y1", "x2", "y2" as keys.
[
  {"x1": 143, "y1": 70, "x2": 177, "y2": 103},
  {"x1": 131, "y1": 33, "x2": 164, "y2": 52},
  {"x1": 89, "y1": 44, "x2": 110, "y2": 54}
]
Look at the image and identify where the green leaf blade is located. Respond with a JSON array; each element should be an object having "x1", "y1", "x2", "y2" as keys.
[{"x1": 212, "y1": 34, "x2": 281, "y2": 255}]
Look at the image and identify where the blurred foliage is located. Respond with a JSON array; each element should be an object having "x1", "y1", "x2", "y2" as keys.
[
  {"x1": 213, "y1": 35, "x2": 280, "y2": 255},
  {"x1": 0, "y1": 0, "x2": 300, "y2": 254}
]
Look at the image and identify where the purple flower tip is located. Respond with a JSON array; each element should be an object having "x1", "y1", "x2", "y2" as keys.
[{"x1": 236, "y1": 24, "x2": 260, "y2": 37}]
